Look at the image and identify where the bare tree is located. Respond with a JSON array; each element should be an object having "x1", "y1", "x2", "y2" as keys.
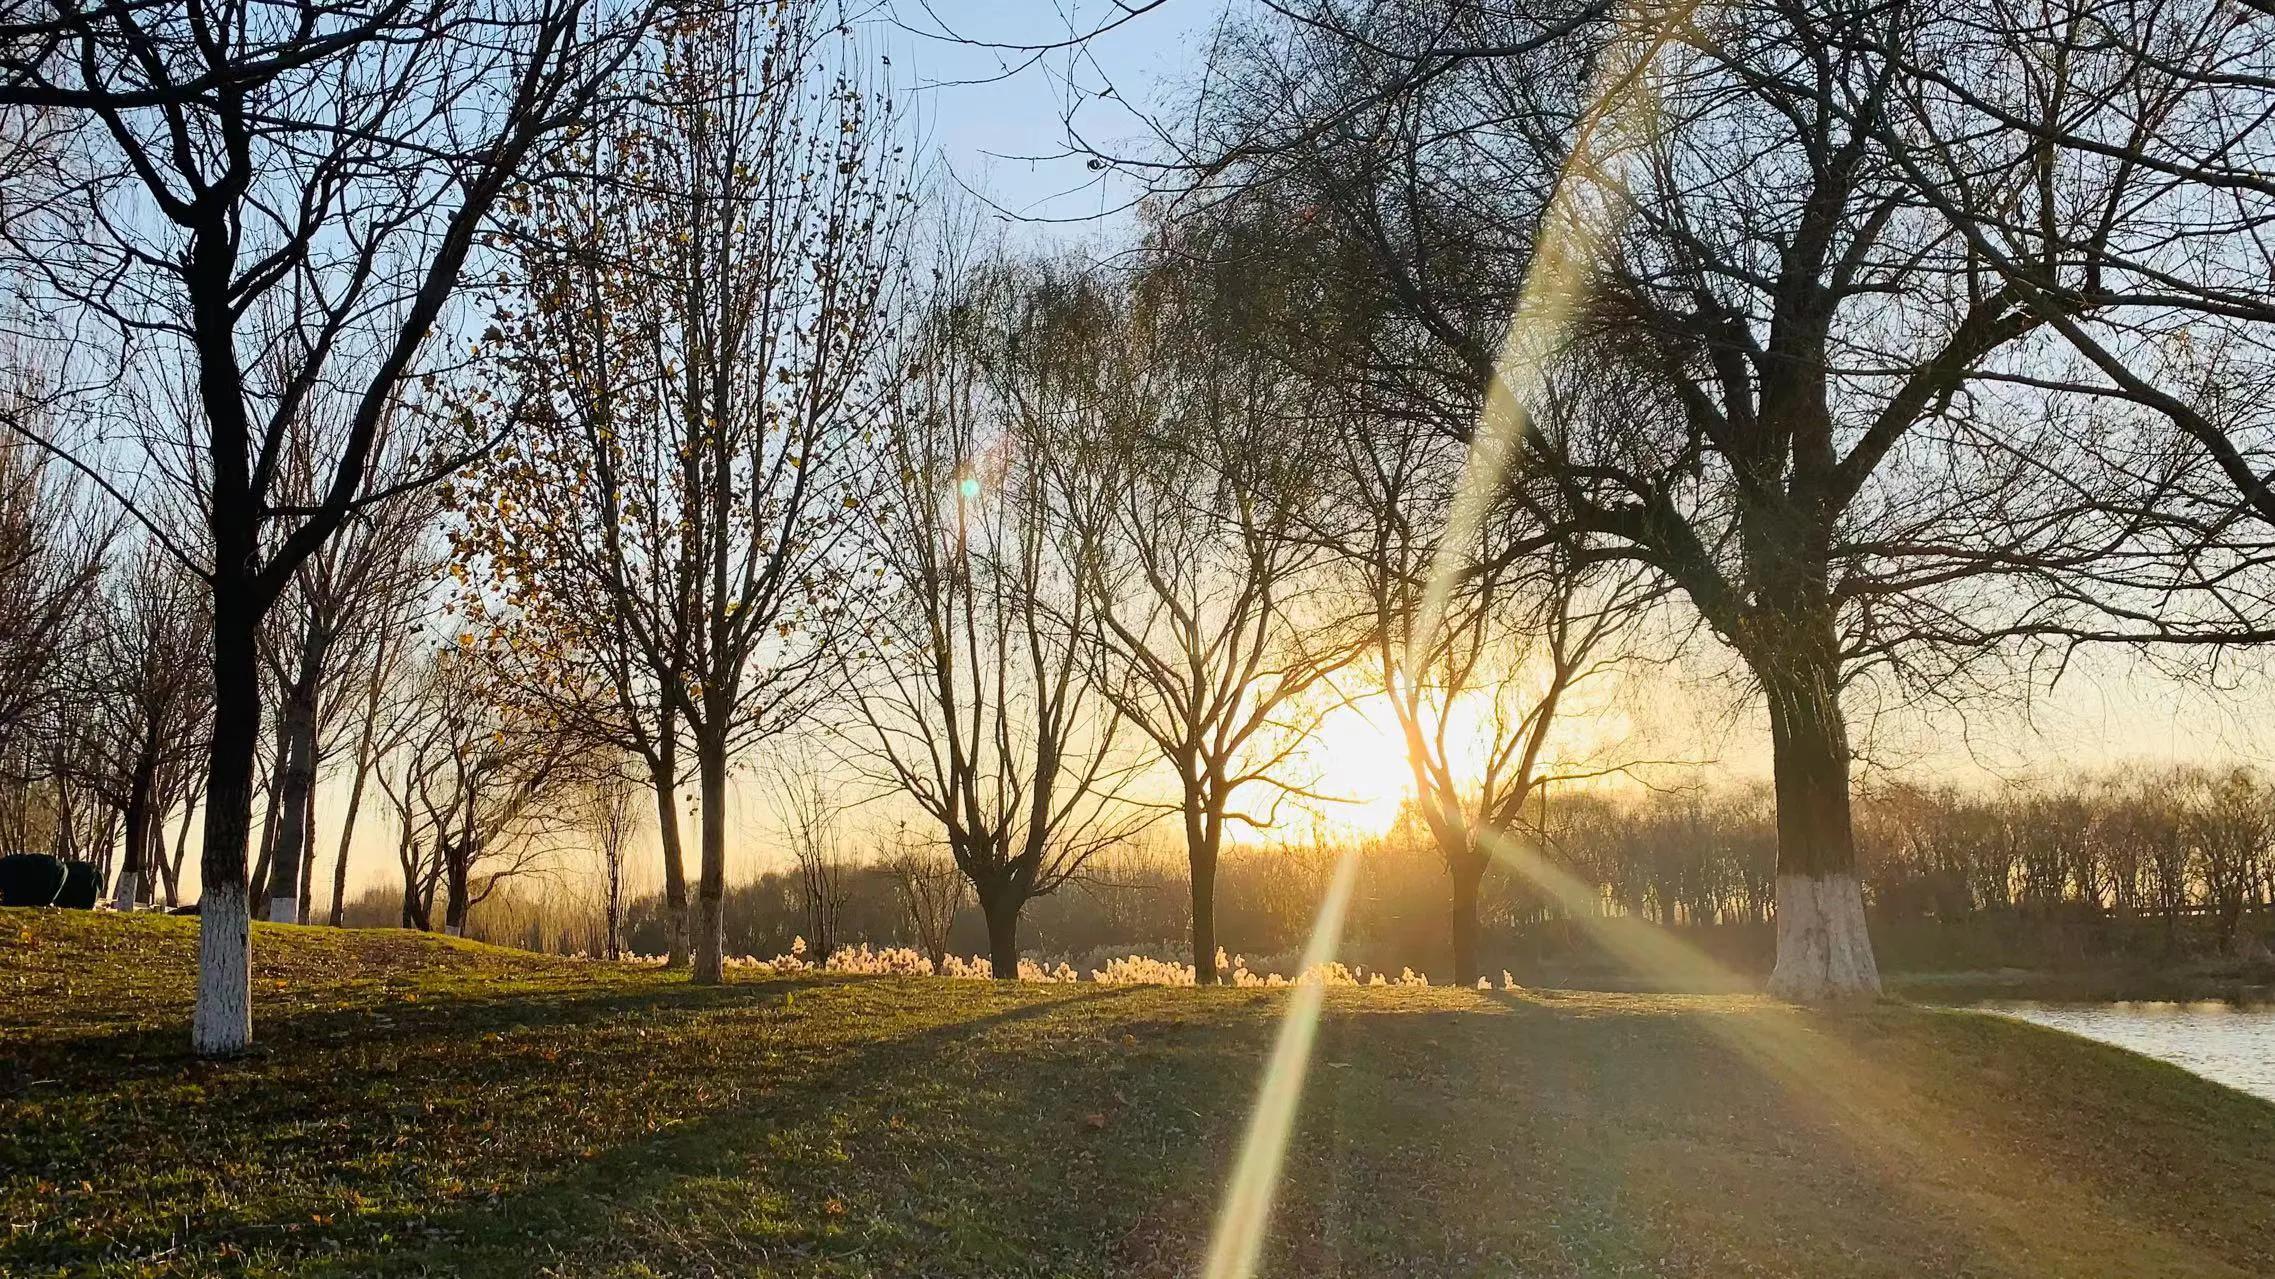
[
  {"x1": 582, "y1": 764, "x2": 643, "y2": 959},
  {"x1": 455, "y1": 0, "x2": 906, "y2": 984},
  {"x1": 844, "y1": 257, "x2": 1146, "y2": 978},
  {"x1": 1056, "y1": 249, "x2": 1361, "y2": 983},
  {"x1": 0, "y1": 422, "x2": 106, "y2": 775},
  {"x1": 766, "y1": 761, "x2": 850, "y2": 961},
  {"x1": 1334, "y1": 409, "x2": 1656, "y2": 983},
  {"x1": 382, "y1": 645, "x2": 588, "y2": 937},
  {"x1": 880, "y1": 823, "x2": 964, "y2": 973},
  {"x1": 0, "y1": 0, "x2": 650, "y2": 1052},
  {"x1": 2182, "y1": 769, "x2": 2271, "y2": 957},
  {"x1": 323, "y1": 575, "x2": 428, "y2": 927},
  {"x1": 1844, "y1": 1, "x2": 2275, "y2": 641},
  {"x1": 78, "y1": 540, "x2": 211, "y2": 910},
  {"x1": 255, "y1": 427, "x2": 439, "y2": 925}
]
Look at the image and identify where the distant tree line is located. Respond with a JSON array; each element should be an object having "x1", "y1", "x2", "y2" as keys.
[
  {"x1": 1551, "y1": 769, "x2": 2275, "y2": 969},
  {"x1": 359, "y1": 763, "x2": 2270, "y2": 982}
]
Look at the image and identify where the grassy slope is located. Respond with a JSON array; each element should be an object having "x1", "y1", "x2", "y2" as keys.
[{"x1": 4, "y1": 911, "x2": 2273, "y2": 1278}]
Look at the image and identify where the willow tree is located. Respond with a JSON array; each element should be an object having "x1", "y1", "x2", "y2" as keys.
[
  {"x1": 1161, "y1": 205, "x2": 1656, "y2": 987},
  {"x1": 456, "y1": 0, "x2": 907, "y2": 983},
  {"x1": 1167, "y1": 0, "x2": 2159, "y2": 999},
  {"x1": 843, "y1": 257, "x2": 1145, "y2": 978},
  {"x1": 1053, "y1": 249, "x2": 1360, "y2": 985},
  {"x1": 1330, "y1": 404, "x2": 1656, "y2": 985},
  {"x1": 381, "y1": 645, "x2": 588, "y2": 938}
]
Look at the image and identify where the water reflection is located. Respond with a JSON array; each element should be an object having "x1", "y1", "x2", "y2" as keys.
[{"x1": 1983, "y1": 1001, "x2": 2275, "y2": 1104}]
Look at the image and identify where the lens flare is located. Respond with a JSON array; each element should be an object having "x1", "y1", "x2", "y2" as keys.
[
  {"x1": 1199, "y1": 842, "x2": 1361, "y2": 1279},
  {"x1": 1199, "y1": 8, "x2": 1696, "y2": 1277}
]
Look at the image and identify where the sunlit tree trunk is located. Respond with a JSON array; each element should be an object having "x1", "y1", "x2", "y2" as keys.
[{"x1": 1754, "y1": 613, "x2": 1881, "y2": 1002}]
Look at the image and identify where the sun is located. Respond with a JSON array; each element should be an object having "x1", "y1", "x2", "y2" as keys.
[{"x1": 1304, "y1": 700, "x2": 1415, "y2": 836}]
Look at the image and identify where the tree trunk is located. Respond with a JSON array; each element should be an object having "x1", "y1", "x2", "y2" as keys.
[
  {"x1": 1448, "y1": 837, "x2": 1486, "y2": 987},
  {"x1": 266, "y1": 627, "x2": 326, "y2": 926},
  {"x1": 1758, "y1": 635, "x2": 1881, "y2": 1002},
  {"x1": 162, "y1": 789, "x2": 198, "y2": 909},
  {"x1": 114, "y1": 754, "x2": 156, "y2": 912},
  {"x1": 981, "y1": 885, "x2": 1021, "y2": 979},
  {"x1": 650, "y1": 743, "x2": 690, "y2": 969},
  {"x1": 605, "y1": 854, "x2": 624, "y2": 960},
  {"x1": 249, "y1": 771, "x2": 281, "y2": 919},
  {"x1": 1186, "y1": 795, "x2": 1220, "y2": 985},
  {"x1": 52, "y1": 773, "x2": 75, "y2": 861},
  {"x1": 192, "y1": 575, "x2": 261, "y2": 1056},
  {"x1": 443, "y1": 848, "x2": 470, "y2": 938},
  {"x1": 328, "y1": 743, "x2": 373, "y2": 927},
  {"x1": 296, "y1": 781, "x2": 317, "y2": 925},
  {"x1": 2216, "y1": 890, "x2": 2244, "y2": 954},
  {"x1": 690, "y1": 732, "x2": 727, "y2": 985},
  {"x1": 89, "y1": 808, "x2": 119, "y2": 884},
  {"x1": 395, "y1": 817, "x2": 422, "y2": 930},
  {"x1": 330, "y1": 628, "x2": 391, "y2": 927}
]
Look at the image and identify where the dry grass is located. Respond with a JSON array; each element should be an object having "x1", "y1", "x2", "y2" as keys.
[{"x1": 5, "y1": 909, "x2": 2273, "y2": 1277}]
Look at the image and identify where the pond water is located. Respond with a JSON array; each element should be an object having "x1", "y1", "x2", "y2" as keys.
[{"x1": 1982, "y1": 1001, "x2": 2275, "y2": 1104}]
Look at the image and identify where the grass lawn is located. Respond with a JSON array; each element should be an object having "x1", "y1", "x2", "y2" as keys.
[{"x1": 5, "y1": 910, "x2": 2274, "y2": 1277}]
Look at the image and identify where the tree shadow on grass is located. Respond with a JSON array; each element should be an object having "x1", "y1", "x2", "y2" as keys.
[
  {"x1": 326, "y1": 981, "x2": 1181, "y2": 1277},
  {"x1": 4, "y1": 972, "x2": 848, "y2": 1098},
  {"x1": 12, "y1": 979, "x2": 2275, "y2": 1278},
  {"x1": 3, "y1": 977, "x2": 1172, "y2": 1277}
]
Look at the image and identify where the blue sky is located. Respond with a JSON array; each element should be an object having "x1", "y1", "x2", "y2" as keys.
[{"x1": 881, "y1": 0, "x2": 1223, "y2": 244}]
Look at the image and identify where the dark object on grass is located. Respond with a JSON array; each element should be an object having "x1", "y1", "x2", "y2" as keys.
[
  {"x1": 55, "y1": 860, "x2": 100, "y2": 909},
  {"x1": 0, "y1": 853, "x2": 66, "y2": 906},
  {"x1": 167, "y1": 900, "x2": 201, "y2": 916}
]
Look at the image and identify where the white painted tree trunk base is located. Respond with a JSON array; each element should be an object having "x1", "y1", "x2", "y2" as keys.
[
  {"x1": 270, "y1": 897, "x2": 300, "y2": 925},
  {"x1": 1766, "y1": 872, "x2": 1882, "y2": 1002},
  {"x1": 192, "y1": 883, "x2": 253, "y2": 1056},
  {"x1": 444, "y1": 924, "x2": 463, "y2": 937},
  {"x1": 112, "y1": 872, "x2": 138, "y2": 913}
]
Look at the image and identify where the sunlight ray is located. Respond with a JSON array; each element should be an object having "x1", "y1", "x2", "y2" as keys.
[
  {"x1": 1200, "y1": 7, "x2": 1697, "y2": 1276},
  {"x1": 1470, "y1": 824, "x2": 2193, "y2": 1270},
  {"x1": 1409, "y1": 0, "x2": 1694, "y2": 672},
  {"x1": 1199, "y1": 841, "x2": 1362, "y2": 1279}
]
